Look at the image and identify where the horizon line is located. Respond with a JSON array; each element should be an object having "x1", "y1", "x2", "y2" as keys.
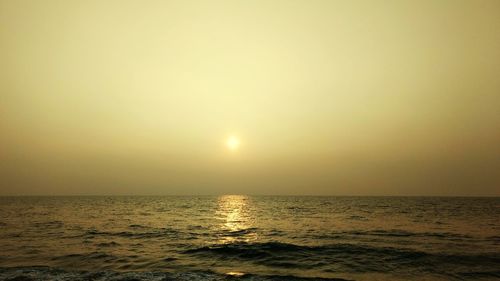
[{"x1": 0, "y1": 194, "x2": 498, "y2": 198}]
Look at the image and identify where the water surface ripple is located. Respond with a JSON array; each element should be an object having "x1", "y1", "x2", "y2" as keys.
[{"x1": 0, "y1": 196, "x2": 498, "y2": 280}]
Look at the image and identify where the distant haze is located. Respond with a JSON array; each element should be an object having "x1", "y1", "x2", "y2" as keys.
[{"x1": 1, "y1": 0, "x2": 499, "y2": 196}]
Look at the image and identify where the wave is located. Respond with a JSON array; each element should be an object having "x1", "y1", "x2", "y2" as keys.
[
  {"x1": 95, "y1": 241, "x2": 120, "y2": 247},
  {"x1": 82, "y1": 227, "x2": 181, "y2": 239},
  {"x1": 217, "y1": 227, "x2": 259, "y2": 237},
  {"x1": 0, "y1": 267, "x2": 352, "y2": 281},
  {"x1": 183, "y1": 241, "x2": 500, "y2": 274},
  {"x1": 305, "y1": 229, "x2": 476, "y2": 240},
  {"x1": 50, "y1": 252, "x2": 119, "y2": 263},
  {"x1": 29, "y1": 221, "x2": 65, "y2": 231}
]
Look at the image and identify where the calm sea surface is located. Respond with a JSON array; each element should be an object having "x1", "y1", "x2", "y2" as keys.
[{"x1": 0, "y1": 196, "x2": 498, "y2": 281}]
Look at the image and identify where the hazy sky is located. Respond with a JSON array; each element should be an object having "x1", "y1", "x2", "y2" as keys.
[{"x1": 1, "y1": 0, "x2": 499, "y2": 195}]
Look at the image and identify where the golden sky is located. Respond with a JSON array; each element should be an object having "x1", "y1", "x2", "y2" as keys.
[{"x1": 1, "y1": 0, "x2": 499, "y2": 195}]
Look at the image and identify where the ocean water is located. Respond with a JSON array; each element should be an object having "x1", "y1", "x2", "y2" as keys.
[{"x1": 0, "y1": 196, "x2": 498, "y2": 281}]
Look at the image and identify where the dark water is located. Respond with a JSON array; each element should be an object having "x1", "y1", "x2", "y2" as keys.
[{"x1": 0, "y1": 196, "x2": 499, "y2": 281}]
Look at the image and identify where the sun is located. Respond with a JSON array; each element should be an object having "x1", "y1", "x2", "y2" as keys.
[{"x1": 226, "y1": 135, "x2": 240, "y2": 151}]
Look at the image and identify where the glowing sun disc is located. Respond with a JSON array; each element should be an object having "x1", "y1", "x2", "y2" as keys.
[{"x1": 226, "y1": 136, "x2": 240, "y2": 151}]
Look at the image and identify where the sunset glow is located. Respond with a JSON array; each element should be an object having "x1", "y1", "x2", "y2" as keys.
[{"x1": 0, "y1": 1, "x2": 498, "y2": 280}]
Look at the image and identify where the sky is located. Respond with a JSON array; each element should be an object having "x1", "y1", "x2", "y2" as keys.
[{"x1": 1, "y1": 0, "x2": 499, "y2": 196}]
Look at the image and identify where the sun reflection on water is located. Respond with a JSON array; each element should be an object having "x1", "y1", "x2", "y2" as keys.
[{"x1": 216, "y1": 195, "x2": 257, "y2": 243}]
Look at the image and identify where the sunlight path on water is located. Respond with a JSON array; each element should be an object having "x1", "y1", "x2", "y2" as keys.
[{"x1": 215, "y1": 195, "x2": 257, "y2": 244}]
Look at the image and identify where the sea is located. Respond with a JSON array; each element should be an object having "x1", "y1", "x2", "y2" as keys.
[{"x1": 0, "y1": 196, "x2": 498, "y2": 281}]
